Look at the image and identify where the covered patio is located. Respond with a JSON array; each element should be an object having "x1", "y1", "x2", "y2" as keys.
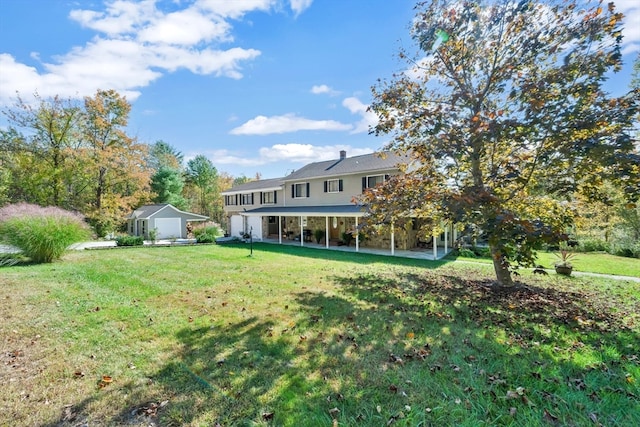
[{"x1": 240, "y1": 205, "x2": 456, "y2": 261}]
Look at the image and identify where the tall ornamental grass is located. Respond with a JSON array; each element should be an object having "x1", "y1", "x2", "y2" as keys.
[{"x1": 0, "y1": 203, "x2": 91, "y2": 263}]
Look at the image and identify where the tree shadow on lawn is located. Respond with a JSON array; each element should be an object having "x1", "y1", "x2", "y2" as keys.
[
  {"x1": 46, "y1": 270, "x2": 640, "y2": 426},
  {"x1": 225, "y1": 241, "x2": 448, "y2": 269}
]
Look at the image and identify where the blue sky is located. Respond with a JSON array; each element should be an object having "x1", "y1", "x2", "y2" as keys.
[{"x1": 1, "y1": 0, "x2": 638, "y2": 179}]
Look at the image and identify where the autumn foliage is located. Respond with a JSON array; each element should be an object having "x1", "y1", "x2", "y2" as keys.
[{"x1": 363, "y1": 0, "x2": 639, "y2": 287}]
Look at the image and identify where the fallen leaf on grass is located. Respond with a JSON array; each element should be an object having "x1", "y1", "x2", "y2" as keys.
[
  {"x1": 262, "y1": 411, "x2": 274, "y2": 421},
  {"x1": 98, "y1": 375, "x2": 113, "y2": 388},
  {"x1": 329, "y1": 407, "x2": 340, "y2": 418}
]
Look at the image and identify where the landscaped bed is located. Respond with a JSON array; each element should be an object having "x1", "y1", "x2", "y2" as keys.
[{"x1": 1, "y1": 243, "x2": 638, "y2": 426}]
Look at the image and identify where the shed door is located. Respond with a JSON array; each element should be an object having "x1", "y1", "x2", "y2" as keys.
[{"x1": 155, "y1": 218, "x2": 182, "y2": 239}]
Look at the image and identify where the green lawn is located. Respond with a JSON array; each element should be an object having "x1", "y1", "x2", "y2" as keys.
[
  {"x1": 1, "y1": 243, "x2": 638, "y2": 426},
  {"x1": 450, "y1": 250, "x2": 640, "y2": 278}
]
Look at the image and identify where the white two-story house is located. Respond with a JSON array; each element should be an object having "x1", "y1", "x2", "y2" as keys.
[{"x1": 221, "y1": 150, "x2": 458, "y2": 258}]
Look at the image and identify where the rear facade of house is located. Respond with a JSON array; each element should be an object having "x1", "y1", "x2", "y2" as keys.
[{"x1": 221, "y1": 151, "x2": 460, "y2": 257}]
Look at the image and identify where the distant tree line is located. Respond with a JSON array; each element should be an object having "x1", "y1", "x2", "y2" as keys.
[{"x1": 0, "y1": 89, "x2": 244, "y2": 237}]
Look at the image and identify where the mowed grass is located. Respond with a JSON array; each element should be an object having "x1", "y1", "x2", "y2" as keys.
[
  {"x1": 0, "y1": 243, "x2": 638, "y2": 426},
  {"x1": 450, "y1": 250, "x2": 640, "y2": 278}
]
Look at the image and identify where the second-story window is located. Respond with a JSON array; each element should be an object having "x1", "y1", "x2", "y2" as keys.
[
  {"x1": 261, "y1": 191, "x2": 276, "y2": 204},
  {"x1": 240, "y1": 193, "x2": 254, "y2": 205},
  {"x1": 292, "y1": 183, "x2": 310, "y2": 198},
  {"x1": 362, "y1": 174, "x2": 389, "y2": 190},
  {"x1": 225, "y1": 195, "x2": 238, "y2": 206},
  {"x1": 324, "y1": 179, "x2": 343, "y2": 193}
]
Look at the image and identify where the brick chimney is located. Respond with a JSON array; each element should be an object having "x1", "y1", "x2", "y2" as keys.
[{"x1": 339, "y1": 150, "x2": 346, "y2": 160}]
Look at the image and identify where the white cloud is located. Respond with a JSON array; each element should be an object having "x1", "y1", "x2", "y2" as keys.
[
  {"x1": 137, "y1": 9, "x2": 231, "y2": 45},
  {"x1": 229, "y1": 113, "x2": 352, "y2": 135},
  {"x1": 617, "y1": 0, "x2": 640, "y2": 55},
  {"x1": 0, "y1": 0, "x2": 303, "y2": 106},
  {"x1": 290, "y1": 0, "x2": 313, "y2": 17},
  {"x1": 198, "y1": 0, "x2": 275, "y2": 20},
  {"x1": 342, "y1": 97, "x2": 378, "y2": 134},
  {"x1": 203, "y1": 143, "x2": 374, "y2": 168},
  {"x1": 69, "y1": 0, "x2": 157, "y2": 35},
  {"x1": 311, "y1": 84, "x2": 339, "y2": 95},
  {"x1": 259, "y1": 143, "x2": 372, "y2": 163}
]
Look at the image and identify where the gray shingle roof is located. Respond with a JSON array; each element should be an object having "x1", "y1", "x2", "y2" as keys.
[
  {"x1": 127, "y1": 203, "x2": 208, "y2": 220},
  {"x1": 283, "y1": 151, "x2": 405, "y2": 181},
  {"x1": 221, "y1": 177, "x2": 284, "y2": 194}
]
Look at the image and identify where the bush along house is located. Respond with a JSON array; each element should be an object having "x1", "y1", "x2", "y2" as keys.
[{"x1": 221, "y1": 151, "x2": 459, "y2": 259}]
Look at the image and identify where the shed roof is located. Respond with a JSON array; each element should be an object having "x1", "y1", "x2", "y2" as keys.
[{"x1": 127, "y1": 204, "x2": 208, "y2": 220}]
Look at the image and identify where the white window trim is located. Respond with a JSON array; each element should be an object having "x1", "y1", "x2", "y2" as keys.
[
  {"x1": 294, "y1": 182, "x2": 308, "y2": 199},
  {"x1": 327, "y1": 179, "x2": 341, "y2": 193},
  {"x1": 262, "y1": 191, "x2": 276, "y2": 205},
  {"x1": 366, "y1": 174, "x2": 385, "y2": 188}
]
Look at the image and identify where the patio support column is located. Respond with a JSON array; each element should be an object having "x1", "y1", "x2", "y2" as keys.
[
  {"x1": 355, "y1": 216, "x2": 359, "y2": 252},
  {"x1": 278, "y1": 216, "x2": 282, "y2": 244},
  {"x1": 299, "y1": 216, "x2": 304, "y2": 247},
  {"x1": 432, "y1": 233, "x2": 437, "y2": 260},
  {"x1": 391, "y1": 222, "x2": 395, "y2": 256},
  {"x1": 325, "y1": 216, "x2": 330, "y2": 249},
  {"x1": 444, "y1": 222, "x2": 448, "y2": 255}
]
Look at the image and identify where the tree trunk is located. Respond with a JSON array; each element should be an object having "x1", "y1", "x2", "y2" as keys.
[{"x1": 490, "y1": 245, "x2": 515, "y2": 288}]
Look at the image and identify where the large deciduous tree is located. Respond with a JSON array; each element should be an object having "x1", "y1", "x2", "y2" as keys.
[
  {"x1": 80, "y1": 89, "x2": 151, "y2": 235},
  {"x1": 363, "y1": 0, "x2": 639, "y2": 287},
  {"x1": 1, "y1": 94, "x2": 82, "y2": 209}
]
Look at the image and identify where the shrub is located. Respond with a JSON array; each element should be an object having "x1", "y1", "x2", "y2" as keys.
[
  {"x1": 609, "y1": 242, "x2": 640, "y2": 259},
  {"x1": 148, "y1": 228, "x2": 158, "y2": 243},
  {"x1": 115, "y1": 235, "x2": 144, "y2": 247},
  {"x1": 456, "y1": 248, "x2": 477, "y2": 258},
  {"x1": 196, "y1": 233, "x2": 216, "y2": 244},
  {"x1": 472, "y1": 246, "x2": 491, "y2": 258},
  {"x1": 194, "y1": 225, "x2": 220, "y2": 243},
  {"x1": 341, "y1": 232, "x2": 354, "y2": 246},
  {"x1": 0, "y1": 203, "x2": 91, "y2": 263},
  {"x1": 313, "y1": 229, "x2": 324, "y2": 244},
  {"x1": 579, "y1": 239, "x2": 609, "y2": 253}
]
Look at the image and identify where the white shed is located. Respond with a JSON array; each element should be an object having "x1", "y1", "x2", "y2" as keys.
[{"x1": 126, "y1": 204, "x2": 208, "y2": 239}]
